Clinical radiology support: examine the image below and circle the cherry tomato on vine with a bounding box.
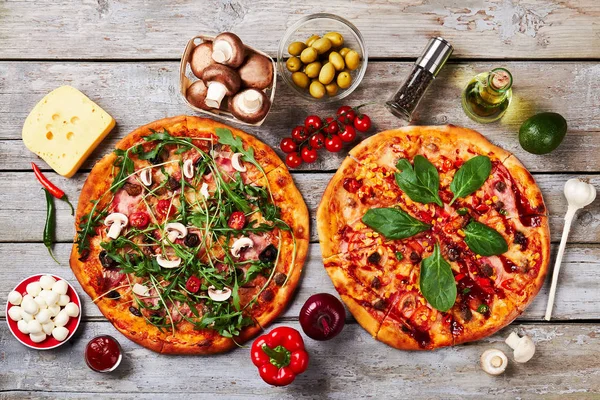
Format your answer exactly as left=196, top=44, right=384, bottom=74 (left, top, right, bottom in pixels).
left=227, top=211, right=246, bottom=230
left=286, top=152, right=303, bottom=168
left=304, top=115, right=323, bottom=134
left=336, top=106, right=356, bottom=124
left=291, top=126, right=308, bottom=143
left=354, top=114, right=372, bottom=132
left=324, top=117, right=339, bottom=135
left=280, top=137, right=297, bottom=153
left=301, top=147, right=318, bottom=164
left=130, top=212, right=150, bottom=229
left=339, top=125, right=356, bottom=143
left=185, top=276, right=201, bottom=293
left=324, top=135, right=343, bottom=152
left=309, top=133, right=325, bottom=149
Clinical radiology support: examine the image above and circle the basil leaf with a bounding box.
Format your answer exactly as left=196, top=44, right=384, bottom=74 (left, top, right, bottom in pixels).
left=419, top=243, right=457, bottom=312
left=449, top=155, right=492, bottom=205
left=464, top=220, right=508, bottom=256
left=395, top=155, right=443, bottom=206
left=361, top=207, right=431, bottom=240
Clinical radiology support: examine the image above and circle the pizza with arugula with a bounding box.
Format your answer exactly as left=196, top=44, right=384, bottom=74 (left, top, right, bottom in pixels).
left=317, top=125, right=550, bottom=350
left=70, top=116, right=309, bottom=354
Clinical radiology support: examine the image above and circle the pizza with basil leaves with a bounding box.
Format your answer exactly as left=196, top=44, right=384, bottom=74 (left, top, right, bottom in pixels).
left=70, top=116, right=309, bottom=354
left=317, top=125, right=549, bottom=350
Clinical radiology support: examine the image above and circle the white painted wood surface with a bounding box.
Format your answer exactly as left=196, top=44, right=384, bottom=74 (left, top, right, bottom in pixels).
left=1, top=0, right=600, bottom=398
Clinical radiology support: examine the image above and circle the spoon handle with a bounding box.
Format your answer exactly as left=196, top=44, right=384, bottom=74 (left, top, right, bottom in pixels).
left=544, top=206, right=578, bottom=321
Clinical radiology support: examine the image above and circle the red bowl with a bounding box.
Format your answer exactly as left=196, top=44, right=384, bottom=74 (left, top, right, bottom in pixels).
left=5, top=274, right=82, bottom=350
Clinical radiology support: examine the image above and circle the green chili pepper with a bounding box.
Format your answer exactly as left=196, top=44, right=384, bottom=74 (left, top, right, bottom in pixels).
left=43, top=188, right=60, bottom=264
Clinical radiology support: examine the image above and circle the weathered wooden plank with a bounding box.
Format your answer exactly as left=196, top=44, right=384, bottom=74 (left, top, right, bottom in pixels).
left=0, top=320, right=599, bottom=399
left=0, top=172, right=598, bottom=244
left=1, top=242, right=599, bottom=321
left=0, top=1, right=599, bottom=60
left=1, top=61, right=599, bottom=172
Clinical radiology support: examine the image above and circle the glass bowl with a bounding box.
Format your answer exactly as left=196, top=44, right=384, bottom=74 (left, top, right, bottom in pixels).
left=277, top=13, right=368, bottom=103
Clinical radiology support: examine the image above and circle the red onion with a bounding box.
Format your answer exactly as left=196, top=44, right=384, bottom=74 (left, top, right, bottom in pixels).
left=299, top=293, right=345, bottom=341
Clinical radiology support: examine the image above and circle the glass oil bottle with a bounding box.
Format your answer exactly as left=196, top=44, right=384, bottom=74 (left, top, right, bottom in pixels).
left=461, top=68, right=513, bottom=123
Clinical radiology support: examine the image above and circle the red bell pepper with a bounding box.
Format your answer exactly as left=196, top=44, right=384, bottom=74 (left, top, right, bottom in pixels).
left=251, top=326, right=309, bottom=386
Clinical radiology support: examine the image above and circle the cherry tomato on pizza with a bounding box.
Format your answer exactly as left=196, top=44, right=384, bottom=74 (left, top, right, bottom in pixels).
left=130, top=212, right=150, bottom=229
left=227, top=211, right=246, bottom=230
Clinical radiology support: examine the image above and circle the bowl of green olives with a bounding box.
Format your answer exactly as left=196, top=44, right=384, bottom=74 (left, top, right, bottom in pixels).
left=277, top=13, right=368, bottom=102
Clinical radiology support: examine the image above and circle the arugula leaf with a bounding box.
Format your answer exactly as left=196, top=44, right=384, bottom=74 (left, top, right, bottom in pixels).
left=362, top=207, right=431, bottom=240
left=215, top=128, right=255, bottom=162
left=419, top=243, right=457, bottom=312
left=449, top=155, right=492, bottom=205
left=395, top=156, right=443, bottom=206
left=112, top=148, right=136, bottom=192
left=463, top=220, right=508, bottom=256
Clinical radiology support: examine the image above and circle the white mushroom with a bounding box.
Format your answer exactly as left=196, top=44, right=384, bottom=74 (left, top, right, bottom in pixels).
left=505, top=331, right=536, bottom=363
left=200, top=182, right=209, bottom=199
left=183, top=159, right=195, bottom=179
left=156, top=254, right=182, bottom=269
left=231, top=153, right=247, bottom=172
left=164, top=222, right=188, bottom=243
left=104, top=213, right=129, bottom=239
left=207, top=286, right=232, bottom=302
left=480, top=349, right=508, bottom=375
left=231, top=237, right=253, bottom=258
left=132, top=283, right=150, bottom=297
left=140, top=168, right=153, bottom=186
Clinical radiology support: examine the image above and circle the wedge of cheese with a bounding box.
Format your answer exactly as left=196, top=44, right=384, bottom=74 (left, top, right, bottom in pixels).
left=22, top=86, right=115, bottom=177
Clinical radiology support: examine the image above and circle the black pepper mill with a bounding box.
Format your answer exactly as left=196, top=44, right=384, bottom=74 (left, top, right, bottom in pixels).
left=385, top=37, right=453, bottom=122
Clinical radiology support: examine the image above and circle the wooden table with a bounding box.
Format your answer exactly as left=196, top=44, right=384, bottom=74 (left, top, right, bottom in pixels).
left=1, top=1, right=599, bottom=398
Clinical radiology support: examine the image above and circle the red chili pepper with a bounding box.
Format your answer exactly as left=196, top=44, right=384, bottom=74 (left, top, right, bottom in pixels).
left=251, top=326, right=309, bottom=386
left=32, top=163, right=74, bottom=215
left=455, top=273, right=465, bottom=281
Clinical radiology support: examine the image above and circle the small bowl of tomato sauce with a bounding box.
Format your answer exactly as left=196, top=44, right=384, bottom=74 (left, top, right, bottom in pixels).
left=85, top=335, right=123, bottom=373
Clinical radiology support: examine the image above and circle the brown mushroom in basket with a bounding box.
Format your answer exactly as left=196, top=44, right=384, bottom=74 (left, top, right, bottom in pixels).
left=202, top=64, right=241, bottom=109
left=238, top=52, right=274, bottom=90
left=211, top=32, right=245, bottom=68
left=186, top=80, right=212, bottom=110
left=228, top=89, right=271, bottom=124
left=189, top=42, right=215, bottom=79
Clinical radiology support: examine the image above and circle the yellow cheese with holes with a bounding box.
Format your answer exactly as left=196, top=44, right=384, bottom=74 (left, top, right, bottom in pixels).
left=22, top=86, right=115, bottom=177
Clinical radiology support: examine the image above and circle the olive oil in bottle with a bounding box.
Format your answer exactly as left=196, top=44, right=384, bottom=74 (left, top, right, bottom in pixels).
left=461, top=68, right=513, bottom=123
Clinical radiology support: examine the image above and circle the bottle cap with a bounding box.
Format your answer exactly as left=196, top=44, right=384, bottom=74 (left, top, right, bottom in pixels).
left=416, top=37, right=453, bottom=77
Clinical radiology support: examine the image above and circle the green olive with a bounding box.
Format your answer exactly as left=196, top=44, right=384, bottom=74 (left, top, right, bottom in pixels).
left=300, top=47, right=318, bottom=64
left=324, top=32, right=344, bottom=47
left=291, top=72, right=310, bottom=89
left=306, top=35, right=320, bottom=46
left=345, top=50, right=360, bottom=71
left=309, top=81, right=326, bottom=99
left=337, top=71, right=352, bottom=89
left=305, top=61, right=322, bottom=78
left=339, top=47, right=351, bottom=58
left=318, top=63, right=335, bottom=85
left=286, top=56, right=302, bottom=72
left=288, top=41, right=307, bottom=56
left=325, top=82, right=339, bottom=96
left=329, top=52, right=345, bottom=72
left=311, top=37, right=332, bottom=55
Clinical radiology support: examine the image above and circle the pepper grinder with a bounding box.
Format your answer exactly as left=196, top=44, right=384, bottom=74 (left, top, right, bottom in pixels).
left=386, top=37, right=453, bottom=122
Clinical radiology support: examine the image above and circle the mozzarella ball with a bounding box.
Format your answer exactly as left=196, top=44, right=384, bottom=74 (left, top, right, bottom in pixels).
left=47, top=304, right=60, bottom=317
left=64, top=302, right=80, bottom=318
left=52, top=326, right=69, bottom=342
left=34, top=296, right=48, bottom=310
left=27, top=319, right=42, bottom=334
left=39, top=289, right=52, bottom=299
left=17, top=319, right=30, bottom=334
left=44, top=291, right=59, bottom=307
left=57, top=294, right=70, bottom=307
left=39, top=275, right=56, bottom=290
left=30, top=332, right=47, bottom=343
left=26, top=281, right=42, bottom=297
left=53, top=310, right=70, bottom=327
left=52, top=280, right=69, bottom=295
left=8, top=306, right=23, bottom=321
left=20, top=310, right=33, bottom=322
left=8, top=291, right=22, bottom=306
left=21, top=297, right=39, bottom=315
left=36, top=309, right=52, bottom=324
left=42, top=321, right=55, bottom=335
